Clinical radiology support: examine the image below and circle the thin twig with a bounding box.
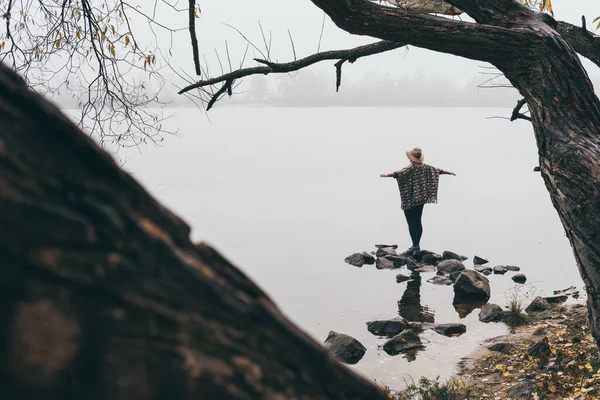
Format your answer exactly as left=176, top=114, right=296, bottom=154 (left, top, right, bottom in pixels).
left=287, top=29, right=297, bottom=61
left=317, top=12, right=326, bottom=53
left=188, top=0, right=201, bottom=75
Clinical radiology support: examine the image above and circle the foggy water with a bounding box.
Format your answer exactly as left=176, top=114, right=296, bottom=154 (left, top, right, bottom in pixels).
left=118, top=106, right=582, bottom=386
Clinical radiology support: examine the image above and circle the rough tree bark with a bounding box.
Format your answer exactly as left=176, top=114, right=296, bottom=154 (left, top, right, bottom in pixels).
left=0, top=63, right=387, bottom=399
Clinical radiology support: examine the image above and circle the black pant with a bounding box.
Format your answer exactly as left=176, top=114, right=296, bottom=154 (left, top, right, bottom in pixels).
left=403, top=204, right=424, bottom=247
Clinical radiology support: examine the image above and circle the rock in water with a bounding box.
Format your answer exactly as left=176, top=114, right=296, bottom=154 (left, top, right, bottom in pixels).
left=442, top=250, right=461, bottom=261
left=479, top=304, right=504, bottom=322
left=382, top=331, right=424, bottom=355
left=449, top=270, right=462, bottom=283
left=413, top=249, right=435, bottom=262
left=396, top=273, right=411, bottom=283
left=344, top=253, right=365, bottom=267
left=421, top=253, right=442, bottom=265
left=437, top=259, right=465, bottom=274
left=453, top=270, right=491, bottom=300
left=493, top=265, right=507, bottom=275
left=323, top=331, right=366, bottom=364
left=376, top=257, right=395, bottom=270
left=544, top=295, right=568, bottom=304
left=505, top=265, right=520, bottom=271
left=427, top=276, right=453, bottom=286
left=473, top=255, right=489, bottom=265
left=525, top=297, right=551, bottom=313
left=361, top=252, right=376, bottom=265
left=385, top=255, right=410, bottom=268
left=366, top=318, right=406, bottom=338
left=433, top=323, right=467, bottom=337
left=375, top=244, right=398, bottom=249
left=376, top=246, right=397, bottom=257
left=474, top=265, right=492, bottom=274
left=512, top=274, right=527, bottom=284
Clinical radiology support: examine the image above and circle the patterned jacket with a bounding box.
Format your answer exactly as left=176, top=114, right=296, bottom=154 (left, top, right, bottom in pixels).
left=393, top=164, right=443, bottom=210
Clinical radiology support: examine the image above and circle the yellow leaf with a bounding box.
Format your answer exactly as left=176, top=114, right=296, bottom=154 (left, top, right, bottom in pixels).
left=55, top=39, right=61, bottom=48
left=125, top=35, right=130, bottom=46
left=548, top=384, right=557, bottom=393
left=585, top=362, right=593, bottom=371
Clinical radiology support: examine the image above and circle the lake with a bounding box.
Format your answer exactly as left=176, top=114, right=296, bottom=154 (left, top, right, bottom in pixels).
left=117, top=106, right=582, bottom=386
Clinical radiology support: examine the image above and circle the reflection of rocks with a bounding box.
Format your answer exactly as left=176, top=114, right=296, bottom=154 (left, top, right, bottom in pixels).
left=323, top=331, right=366, bottom=364
left=525, top=297, right=551, bottom=313
left=366, top=318, right=406, bottom=338
left=398, top=272, right=435, bottom=323
left=382, top=330, right=424, bottom=355
left=512, top=274, right=527, bottom=284
left=437, top=259, right=465, bottom=274
left=473, top=255, right=489, bottom=265
left=454, top=270, right=491, bottom=300
left=453, top=297, right=488, bottom=319
left=433, top=323, right=467, bottom=337
left=427, top=276, right=453, bottom=286
left=479, top=304, right=504, bottom=323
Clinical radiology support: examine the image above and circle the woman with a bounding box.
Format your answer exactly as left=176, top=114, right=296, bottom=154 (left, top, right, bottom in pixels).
left=380, top=147, right=455, bottom=253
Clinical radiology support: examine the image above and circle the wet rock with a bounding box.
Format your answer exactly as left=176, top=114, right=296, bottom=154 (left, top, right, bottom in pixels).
left=416, top=265, right=435, bottom=273
left=505, top=265, right=520, bottom=271
left=376, top=257, right=396, bottom=270
left=528, top=337, right=551, bottom=359
left=382, top=330, right=424, bottom=355
left=544, top=294, right=568, bottom=304
left=452, top=297, right=488, bottom=319
left=362, top=252, right=376, bottom=265
left=473, top=255, right=489, bottom=265
left=512, top=274, right=527, bottom=284
left=413, top=249, right=435, bottom=262
left=421, top=253, right=442, bottom=265
left=453, top=270, right=491, bottom=300
left=479, top=304, right=504, bottom=323
left=437, top=259, right=465, bottom=274
left=449, top=270, right=462, bottom=283
left=433, top=323, right=467, bottom=337
left=506, top=379, right=536, bottom=399
left=525, top=296, right=551, bottom=313
left=493, top=265, right=507, bottom=275
left=427, top=276, right=453, bottom=286
left=442, top=250, right=462, bottom=261
left=396, top=273, right=411, bottom=283
left=375, top=244, right=398, bottom=249
left=366, top=318, right=406, bottom=338
left=376, top=246, right=397, bottom=257
left=344, top=253, right=366, bottom=267
left=385, top=255, right=410, bottom=268
left=488, top=342, right=513, bottom=354
left=460, top=255, right=469, bottom=261
left=323, top=331, right=366, bottom=364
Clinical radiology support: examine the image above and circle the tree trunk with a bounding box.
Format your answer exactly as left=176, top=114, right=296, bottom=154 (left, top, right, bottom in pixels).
left=0, top=63, right=386, bottom=399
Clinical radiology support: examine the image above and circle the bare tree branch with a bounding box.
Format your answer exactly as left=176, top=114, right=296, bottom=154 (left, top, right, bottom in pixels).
left=188, top=0, right=201, bottom=76
left=510, top=98, right=532, bottom=122
left=556, top=20, right=600, bottom=69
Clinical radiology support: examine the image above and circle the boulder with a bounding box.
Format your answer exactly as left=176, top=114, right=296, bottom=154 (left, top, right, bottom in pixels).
left=366, top=318, right=406, bottom=338
left=473, top=255, right=489, bottom=265
left=344, top=253, right=365, bottom=267
left=479, top=304, right=504, bottom=323
left=449, top=270, right=462, bottom=283
left=488, top=342, right=513, bottom=354
left=442, top=250, right=462, bottom=261
left=376, top=257, right=396, bottom=270
left=433, top=323, right=467, bottom=337
left=512, top=274, right=527, bottom=284
left=427, top=276, right=453, bottom=286
left=453, top=297, right=488, bottom=319
left=413, top=249, right=435, bottom=262
left=506, top=380, right=536, bottom=399
left=361, top=252, right=376, bottom=265
left=505, top=265, right=520, bottom=271
left=375, top=244, right=398, bottom=249
left=323, top=331, right=366, bottom=364
left=396, top=273, right=411, bottom=283
left=382, top=330, right=424, bottom=355
left=376, top=246, right=397, bottom=257
left=421, top=253, right=442, bottom=265
left=544, top=295, right=568, bottom=304
left=437, top=259, right=465, bottom=274
left=453, top=270, right=491, bottom=299
left=525, top=296, right=551, bottom=313
left=493, top=265, right=507, bottom=275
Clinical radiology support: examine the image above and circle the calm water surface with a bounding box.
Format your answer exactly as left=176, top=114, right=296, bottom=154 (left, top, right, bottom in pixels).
left=118, top=107, right=582, bottom=386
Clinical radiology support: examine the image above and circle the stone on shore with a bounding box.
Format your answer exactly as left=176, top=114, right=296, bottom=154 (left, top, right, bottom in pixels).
left=427, top=275, right=453, bottom=286
left=382, top=330, right=424, bottom=355
left=525, top=296, right=551, bottom=313
left=493, top=265, right=507, bottom=275
left=396, top=273, right=411, bottom=283
left=442, top=250, right=462, bottom=261
left=433, top=323, right=467, bottom=337
left=454, top=270, right=491, bottom=300
left=473, top=255, right=489, bottom=265
left=366, top=318, right=406, bottom=338
left=479, top=304, right=504, bottom=323
left=323, top=331, right=366, bottom=364
left=437, top=259, right=466, bottom=274
left=512, top=274, right=527, bottom=284
left=344, top=253, right=366, bottom=267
